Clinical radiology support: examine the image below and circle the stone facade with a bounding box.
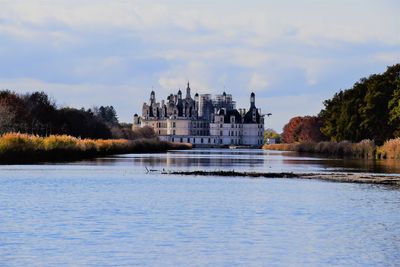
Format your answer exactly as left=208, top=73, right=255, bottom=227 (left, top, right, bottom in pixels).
left=133, top=83, right=265, bottom=147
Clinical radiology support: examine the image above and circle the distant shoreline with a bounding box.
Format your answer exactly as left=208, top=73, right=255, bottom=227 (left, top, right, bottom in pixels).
left=163, top=170, right=400, bottom=186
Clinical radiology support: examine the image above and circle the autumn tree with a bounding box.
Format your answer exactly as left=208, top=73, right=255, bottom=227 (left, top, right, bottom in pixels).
left=282, top=116, right=326, bottom=143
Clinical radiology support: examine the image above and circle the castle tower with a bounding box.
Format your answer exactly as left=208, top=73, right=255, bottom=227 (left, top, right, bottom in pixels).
left=178, top=89, right=182, bottom=100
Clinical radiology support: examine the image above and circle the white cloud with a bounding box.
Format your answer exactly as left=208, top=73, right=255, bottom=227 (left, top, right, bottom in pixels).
left=158, top=61, right=211, bottom=94
left=249, top=73, right=269, bottom=91
left=0, top=0, right=399, bottom=125
left=1, top=0, right=399, bottom=46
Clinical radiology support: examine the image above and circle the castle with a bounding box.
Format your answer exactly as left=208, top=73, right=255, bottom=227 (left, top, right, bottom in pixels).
left=133, top=82, right=265, bottom=147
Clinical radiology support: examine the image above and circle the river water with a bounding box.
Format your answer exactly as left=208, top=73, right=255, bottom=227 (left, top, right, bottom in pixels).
left=0, top=149, right=399, bottom=266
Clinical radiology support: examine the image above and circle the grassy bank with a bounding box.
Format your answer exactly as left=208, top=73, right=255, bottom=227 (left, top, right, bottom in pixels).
left=0, top=133, right=191, bottom=164
left=263, top=139, right=400, bottom=159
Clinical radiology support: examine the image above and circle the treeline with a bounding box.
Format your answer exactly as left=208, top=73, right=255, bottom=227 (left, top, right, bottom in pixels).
left=0, top=90, right=147, bottom=139
left=279, top=64, right=400, bottom=145
left=319, top=64, right=400, bottom=145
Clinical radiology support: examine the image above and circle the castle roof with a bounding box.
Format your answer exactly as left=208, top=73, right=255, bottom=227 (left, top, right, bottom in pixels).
left=243, top=107, right=260, bottom=123
left=218, top=109, right=243, bottom=123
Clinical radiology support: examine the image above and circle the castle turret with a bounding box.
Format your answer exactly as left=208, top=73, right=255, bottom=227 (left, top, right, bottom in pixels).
left=178, top=89, right=182, bottom=100
left=132, top=113, right=140, bottom=130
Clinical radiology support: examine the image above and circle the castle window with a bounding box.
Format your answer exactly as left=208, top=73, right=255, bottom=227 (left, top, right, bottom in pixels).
left=180, top=138, right=183, bottom=142
left=208, top=138, right=211, bottom=143
left=173, top=130, right=175, bottom=135
left=172, top=122, right=176, bottom=127
left=201, top=138, right=203, bottom=144
left=220, top=131, right=223, bottom=136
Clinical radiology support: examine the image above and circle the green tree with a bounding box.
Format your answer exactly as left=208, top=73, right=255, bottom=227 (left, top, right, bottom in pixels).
left=264, top=128, right=280, bottom=143
left=320, top=64, right=400, bottom=145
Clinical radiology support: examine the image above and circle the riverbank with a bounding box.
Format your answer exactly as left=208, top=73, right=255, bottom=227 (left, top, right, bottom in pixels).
left=0, top=133, right=192, bottom=164
left=164, top=170, right=400, bottom=186
left=263, top=138, right=400, bottom=159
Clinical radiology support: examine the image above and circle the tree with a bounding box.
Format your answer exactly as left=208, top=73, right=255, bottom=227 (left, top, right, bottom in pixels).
left=282, top=116, right=326, bottom=143
left=0, top=91, right=27, bottom=133
left=264, top=128, right=280, bottom=143
left=23, top=91, right=58, bottom=135
left=94, top=106, right=119, bottom=124
left=57, top=108, right=112, bottom=139
left=320, top=64, right=400, bottom=144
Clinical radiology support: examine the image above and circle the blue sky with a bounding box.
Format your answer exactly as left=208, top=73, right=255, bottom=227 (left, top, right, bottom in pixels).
left=0, top=0, right=399, bottom=131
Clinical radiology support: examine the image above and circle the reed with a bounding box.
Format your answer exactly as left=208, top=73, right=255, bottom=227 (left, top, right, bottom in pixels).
left=263, top=139, right=376, bottom=158
left=0, top=133, right=192, bottom=164
left=262, top=143, right=297, bottom=151
left=376, top=138, right=400, bottom=159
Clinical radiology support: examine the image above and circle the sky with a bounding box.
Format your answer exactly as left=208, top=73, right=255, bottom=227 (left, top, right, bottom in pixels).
left=0, top=0, right=399, bottom=131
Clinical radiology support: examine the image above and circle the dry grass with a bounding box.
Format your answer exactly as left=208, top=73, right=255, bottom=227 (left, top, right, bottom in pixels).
left=263, top=139, right=376, bottom=158
left=262, top=143, right=297, bottom=151
left=0, top=133, right=192, bottom=164
left=376, top=138, right=400, bottom=159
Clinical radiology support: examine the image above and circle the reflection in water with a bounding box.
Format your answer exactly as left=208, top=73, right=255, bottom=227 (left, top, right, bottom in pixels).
left=91, top=149, right=400, bottom=174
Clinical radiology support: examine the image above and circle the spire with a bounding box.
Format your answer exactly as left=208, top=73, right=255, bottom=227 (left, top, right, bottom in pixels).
left=250, top=92, right=255, bottom=108
left=186, top=81, right=191, bottom=99
left=150, top=90, right=155, bottom=103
